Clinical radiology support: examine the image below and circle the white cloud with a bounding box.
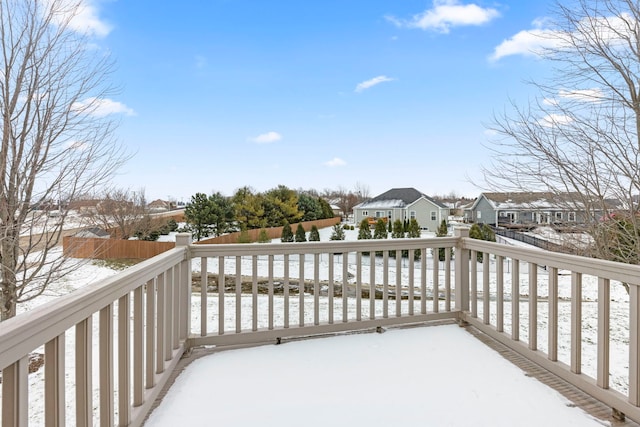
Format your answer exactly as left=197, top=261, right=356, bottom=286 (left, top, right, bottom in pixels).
left=387, top=0, right=500, bottom=34
left=490, top=13, right=637, bottom=62
left=72, top=97, right=135, bottom=117
left=558, top=88, right=603, bottom=102
left=56, top=0, right=112, bottom=37
left=539, top=113, right=573, bottom=127
left=324, top=157, right=347, bottom=167
left=249, top=131, right=282, bottom=144
left=355, top=75, right=395, bottom=93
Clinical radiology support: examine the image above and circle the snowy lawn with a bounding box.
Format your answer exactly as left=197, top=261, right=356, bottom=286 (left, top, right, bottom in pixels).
left=144, top=325, right=604, bottom=427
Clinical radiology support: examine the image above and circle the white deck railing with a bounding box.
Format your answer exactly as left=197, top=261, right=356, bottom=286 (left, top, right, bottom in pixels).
left=1, top=229, right=640, bottom=425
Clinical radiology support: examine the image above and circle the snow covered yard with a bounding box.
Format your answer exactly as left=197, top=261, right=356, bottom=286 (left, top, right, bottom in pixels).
left=144, top=325, right=605, bottom=427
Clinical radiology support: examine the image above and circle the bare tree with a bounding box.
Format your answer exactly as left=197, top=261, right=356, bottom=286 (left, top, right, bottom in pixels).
left=88, top=189, right=152, bottom=239
left=484, top=0, right=640, bottom=263
left=0, top=1, right=127, bottom=320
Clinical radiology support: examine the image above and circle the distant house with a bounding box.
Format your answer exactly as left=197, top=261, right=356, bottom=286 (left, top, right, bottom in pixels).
left=73, top=227, right=110, bottom=239
left=148, top=199, right=172, bottom=213
left=465, top=192, right=610, bottom=226
left=353, top=187, right=448, bottom=231
left=68, top=199, right=101, bottom=215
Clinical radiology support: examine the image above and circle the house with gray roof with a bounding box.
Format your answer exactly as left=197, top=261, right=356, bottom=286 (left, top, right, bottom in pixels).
left=353, top=187, right=448, bottom=231
left=465, top=192, right=611, bottom=226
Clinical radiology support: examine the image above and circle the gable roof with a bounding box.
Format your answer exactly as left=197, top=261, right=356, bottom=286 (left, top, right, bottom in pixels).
left=470, top=192, right=611, bottom=211
left=355, top=188, right=447, bottom=210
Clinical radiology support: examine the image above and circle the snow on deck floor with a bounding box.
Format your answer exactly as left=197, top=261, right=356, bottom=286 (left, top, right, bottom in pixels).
left=144, top=325, right=606, bottom=427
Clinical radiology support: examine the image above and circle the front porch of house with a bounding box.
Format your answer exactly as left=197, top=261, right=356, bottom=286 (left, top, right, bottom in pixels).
left=1, top=229, right=640, bottom=426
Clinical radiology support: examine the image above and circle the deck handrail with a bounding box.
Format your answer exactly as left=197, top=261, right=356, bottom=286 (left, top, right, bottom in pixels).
left=1, top=229, right=640, bottom=425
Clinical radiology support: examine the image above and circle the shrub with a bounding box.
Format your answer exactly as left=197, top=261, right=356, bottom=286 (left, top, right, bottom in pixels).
left=281, top=221, right=294, bottom=242
left=330, top=224, right=345, bottom=240
left=357, top=219, right=372, bottom=240
left=373, top=219, right=388, bottom=239
left=237, top=228, right=251, bottom=243
left=392, top=219, right=405, bottom=239
left=257, top=228, right=270, bottom=243
left=309, top=225, right=320, bottom=241
left=295, top=223, right=307, bottom=242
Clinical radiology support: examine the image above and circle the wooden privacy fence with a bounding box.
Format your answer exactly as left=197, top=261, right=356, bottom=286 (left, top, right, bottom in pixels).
left=64, top=217, right=341, bottom=259
left=63, top=236, right=176, bottom=260
left=196, top=217, right=341, bottom=244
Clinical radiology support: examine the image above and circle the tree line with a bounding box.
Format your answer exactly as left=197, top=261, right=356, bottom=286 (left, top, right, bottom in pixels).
left=184, top=185, right=335, bottom=241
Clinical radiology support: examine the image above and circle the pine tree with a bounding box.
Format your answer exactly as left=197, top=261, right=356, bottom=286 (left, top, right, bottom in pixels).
left=388, top=220, right=393, bottom=233
left=406, top=219, right=421, bottom=238
left=357, top=219, right=372, bottom=240
left=481, top=224, right=496, bottom=242
left=436, top=219, right=449, bottom=261
left=392, top=219, right=405, bottom=238
left=257, top=228, right=270, bottom=243
left=309, top=225, right=320, bottom=241
left=281, top=221, right=294, bottom=242
left=405, top=218, right=422, bottom=259
left=295, top=223, right=307, bottom=242
left=436, top=219, right=448, bottom=237
left=330, top=224, right=346, bottom=240
left=469, top=223, right=484, bottom=262
left=237, top=227, right=251, bottom=243
left=373, top=219, right=388, bottom=239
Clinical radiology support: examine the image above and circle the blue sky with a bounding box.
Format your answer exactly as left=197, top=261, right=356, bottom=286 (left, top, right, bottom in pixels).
left=76, top=0, right=558, bottom=202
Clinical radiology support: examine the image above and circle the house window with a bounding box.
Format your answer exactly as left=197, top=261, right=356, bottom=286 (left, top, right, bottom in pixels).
left=555, top=212, right=563, bottom=220
left=388, top=211, right=392, bottom=218
left=375, top=211, right=383, bottom=218
left=362, top=211, right=368, bottom=216
left=410, top=211, right=416, bottom=219
left=568, top=212, right=576, bottom=222
left=431, top=211, right=437, bottom=221
left=477, top=211, right=482, bottom=219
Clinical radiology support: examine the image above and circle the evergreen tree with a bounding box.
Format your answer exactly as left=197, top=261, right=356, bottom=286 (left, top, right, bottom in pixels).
left=184, top=192, right=215, bottom=241
left=392, top=219, right=405, bottom=238
left=237, top=227, right=251, bottom=243
left=295, top=223, right=307, bottom=242
left=436, top=219, right=448, bottom=237
left=436, top=219, right=449, bottom=262
left=357, top=219, right=372, bottom=240
left=257, top=228, right=270, bottom=243
left=373, top=219, right=388, bottom=239
left=263, top=185, right=302, bottom=227
left=388, top=220, right=393, bottom=233
left=330, top=224, right=345, bottom=241
left=481, top=224, right=496, bottom=242
left=309, top=225, right=321, bottom=241
left=297, top=193, right=323, bottom=221
left=281, top=221, right=294, bottom=242
left=406, top=219, right=421, bottom=238
left=406, top=218, right=422, bottom=259
left=232, top=186, right=266, bottom=230
left=318, top=198, right=335, bottom=219
left=469, top=223, right=484, bottom=262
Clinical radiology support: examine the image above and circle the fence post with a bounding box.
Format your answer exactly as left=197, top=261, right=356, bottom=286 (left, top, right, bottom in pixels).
left=175, top=233, right=192, bottom=344
left=454, top=228, right=470, bottom=316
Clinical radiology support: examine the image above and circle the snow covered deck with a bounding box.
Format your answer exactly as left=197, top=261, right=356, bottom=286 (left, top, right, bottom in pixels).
left=145, top=324, right=611, bottom=427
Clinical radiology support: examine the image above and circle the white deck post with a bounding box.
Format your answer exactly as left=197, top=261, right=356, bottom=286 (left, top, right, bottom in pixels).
left=454, top=228, right=470, bottom=313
